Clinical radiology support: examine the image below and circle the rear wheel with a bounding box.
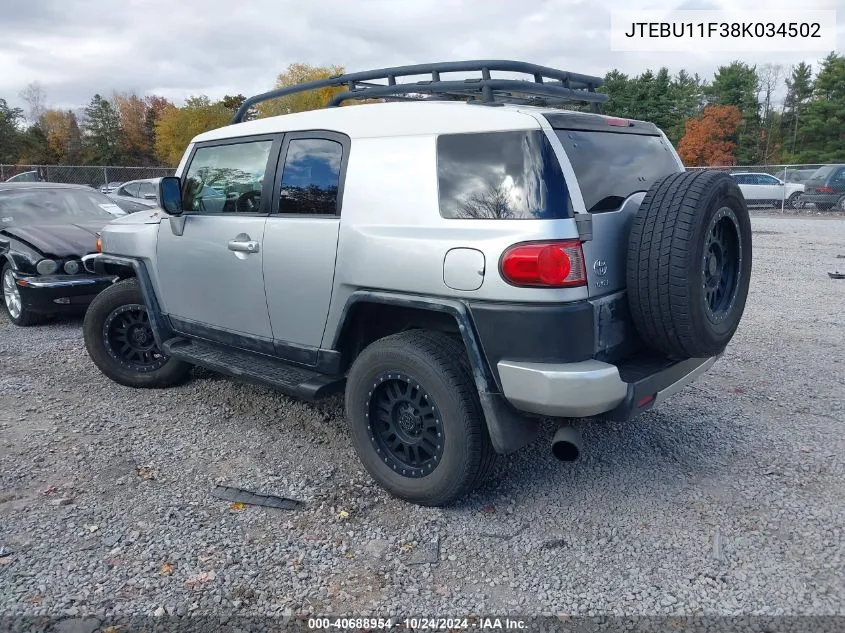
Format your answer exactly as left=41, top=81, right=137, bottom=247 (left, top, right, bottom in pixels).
left=627, top=170, right=752, bottom=359
left=345, top=330, right=496, bottom=506
left=83, top=278, right=191, bottom=388
left=837, top=195, right=845, bottom=211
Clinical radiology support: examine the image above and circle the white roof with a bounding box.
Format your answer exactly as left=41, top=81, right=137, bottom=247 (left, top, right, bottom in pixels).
left=192, top=101, right=554, bottom=143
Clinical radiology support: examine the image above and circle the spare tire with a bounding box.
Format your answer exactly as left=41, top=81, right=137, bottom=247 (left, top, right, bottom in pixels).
left=627, top=170, right=752, bottom=358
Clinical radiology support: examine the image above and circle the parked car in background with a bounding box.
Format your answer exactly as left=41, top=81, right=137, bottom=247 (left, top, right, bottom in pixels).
left=5, top=170, right=41, bottom=183
left=730, top=172, right=804, bottom=209
left=776, top=168, right=818, bottom=185
left=0, top=183, right=119, bottom=325
left=797, top=164, right=845, bottom=211
left=100, top=181, right=124, bottom=194
left=108, top=178, right=161, bottom=212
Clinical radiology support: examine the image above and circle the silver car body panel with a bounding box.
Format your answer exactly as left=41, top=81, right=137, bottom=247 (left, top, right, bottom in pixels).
left=155, top=215, right=273, bottom=339
left=497, top=359, right=628, bottom=417
left=263, top=216, right=341, bottom=347
left=94, top=100, right=717, bottom=420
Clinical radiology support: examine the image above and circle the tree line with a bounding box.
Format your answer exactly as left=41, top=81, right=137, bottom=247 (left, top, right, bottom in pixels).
left=0, top=55, right=842, bottom=169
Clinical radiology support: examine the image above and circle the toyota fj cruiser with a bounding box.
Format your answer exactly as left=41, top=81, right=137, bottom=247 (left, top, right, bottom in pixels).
left=82, top=61, right=752, bottom=506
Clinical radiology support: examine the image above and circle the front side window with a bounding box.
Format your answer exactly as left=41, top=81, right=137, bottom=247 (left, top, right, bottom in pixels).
left=182, top=140, right=273, bottom=214
left=278, top=139, right=343, bottom=215
left=437, top=131, right=572, bottom=219
left=757, top=175, right=779, bottom=185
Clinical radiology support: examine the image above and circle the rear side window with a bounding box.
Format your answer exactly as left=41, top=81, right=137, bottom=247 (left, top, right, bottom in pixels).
left=555, top=130, right=680, bottom=212
left=278, top=138, right=343, bottom=215
left=437, top=131, right=573, bottom=219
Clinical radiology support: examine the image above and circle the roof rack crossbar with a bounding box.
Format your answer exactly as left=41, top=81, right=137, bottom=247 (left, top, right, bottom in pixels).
left=232, top=60, right=606, bottom=123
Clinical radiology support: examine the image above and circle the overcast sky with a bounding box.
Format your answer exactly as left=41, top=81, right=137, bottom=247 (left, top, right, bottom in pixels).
left=1, top=0, right=841, bottom=117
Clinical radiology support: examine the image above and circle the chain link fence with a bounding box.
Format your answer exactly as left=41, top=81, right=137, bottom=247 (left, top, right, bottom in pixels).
left=0, top=164, right=176, bottom=190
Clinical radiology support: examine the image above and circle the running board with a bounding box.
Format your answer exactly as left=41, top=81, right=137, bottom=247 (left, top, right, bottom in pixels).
left=162, top=337, right=345, bottom=401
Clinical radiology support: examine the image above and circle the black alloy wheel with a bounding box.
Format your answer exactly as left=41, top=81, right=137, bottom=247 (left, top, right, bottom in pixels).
left=103, top=304, right=167, bottom=372
left=367, top=372, right=445, bottom=479
left=702, top=207, right=743, bottom=325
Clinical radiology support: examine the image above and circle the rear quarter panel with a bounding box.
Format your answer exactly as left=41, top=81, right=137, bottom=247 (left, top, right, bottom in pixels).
left=321, top=133, right=587, bottom=348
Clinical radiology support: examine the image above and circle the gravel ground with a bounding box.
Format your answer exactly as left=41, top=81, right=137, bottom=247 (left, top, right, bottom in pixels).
left=0, top=215, right=843, bottom=624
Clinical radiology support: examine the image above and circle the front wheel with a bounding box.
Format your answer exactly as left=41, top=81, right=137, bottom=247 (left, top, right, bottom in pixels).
left=786, top=192, right=801, bottom=210
left=83, top=278, right=191, bottom=388
left=345, top=330, right=497, bottom=506
left=1, top=264, right=43, bottom=326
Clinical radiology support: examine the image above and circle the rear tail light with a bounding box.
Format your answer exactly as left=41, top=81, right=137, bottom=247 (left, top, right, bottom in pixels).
left=500, top=240, right=586, bottom=287
left=607, top=117, right=632, bottom=127
left=816, top=186, right=834, bottom=193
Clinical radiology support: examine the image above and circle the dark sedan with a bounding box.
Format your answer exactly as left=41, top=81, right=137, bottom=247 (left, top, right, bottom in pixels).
left=0, top=183, right=118, bottom=326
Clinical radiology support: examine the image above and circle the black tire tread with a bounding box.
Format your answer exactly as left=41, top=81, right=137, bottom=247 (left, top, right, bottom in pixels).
left=627, top=170, right=749, bottom=358
left=345, top=329, right=496, bottom=506
left=83, top=278, right=191, bottom=389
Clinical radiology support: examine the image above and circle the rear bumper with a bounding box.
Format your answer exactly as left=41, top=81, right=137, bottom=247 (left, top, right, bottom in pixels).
left=13, top=273, right=116, bottom=313
left=798, top=193, right=839, bottom=205
left=498, top=355, right=718, bottom=420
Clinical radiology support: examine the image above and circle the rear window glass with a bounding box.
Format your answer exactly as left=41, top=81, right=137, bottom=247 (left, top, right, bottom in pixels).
left=437, top=130, right=573, bottom=219
left=555, top=130, right=680, bottom=212
left=809, top=165, right=836, bottom=180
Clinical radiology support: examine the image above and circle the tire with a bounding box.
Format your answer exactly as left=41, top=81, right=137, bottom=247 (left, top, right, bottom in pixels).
left=627, top=170, right=752, bottom=359
left=83, top=278, right=191, bottom=388
left=1, top=263, right=44, bottom=326
left=817, top=203, right=833, bottom=211
left=786, top=192, right=801, bottom=210
left=837, top=196, right=845, bottom=212
left=345, top=330, right=497, bottom=506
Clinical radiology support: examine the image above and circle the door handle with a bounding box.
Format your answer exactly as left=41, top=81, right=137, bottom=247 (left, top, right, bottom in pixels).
left=227, top=240, right=260, bottom=253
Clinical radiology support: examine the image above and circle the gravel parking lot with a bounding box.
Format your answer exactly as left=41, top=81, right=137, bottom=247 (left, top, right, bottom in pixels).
left=1, top=216, right=843, bottom=623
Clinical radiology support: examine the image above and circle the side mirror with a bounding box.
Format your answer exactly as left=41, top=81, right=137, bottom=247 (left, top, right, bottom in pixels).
left=159, top=177, right=183, bottom=215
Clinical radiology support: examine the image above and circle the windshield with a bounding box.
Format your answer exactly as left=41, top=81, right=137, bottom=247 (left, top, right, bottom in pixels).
left=555, top=130, right=680, bottom=212
left=0, top=188, right=118, bottom=227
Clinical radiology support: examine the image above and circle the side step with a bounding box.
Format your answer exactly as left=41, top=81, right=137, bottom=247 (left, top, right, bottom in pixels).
left=162, top=337, right=345, bottom=401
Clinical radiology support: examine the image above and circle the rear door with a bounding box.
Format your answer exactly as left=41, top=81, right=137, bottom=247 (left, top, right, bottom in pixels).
left=545, top=113, right=682, bottom=297
left=263, top=132, right=348, bottom=360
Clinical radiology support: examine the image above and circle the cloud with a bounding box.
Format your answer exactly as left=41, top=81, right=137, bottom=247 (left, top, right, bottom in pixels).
left=1, top=0, right=842, bottom=115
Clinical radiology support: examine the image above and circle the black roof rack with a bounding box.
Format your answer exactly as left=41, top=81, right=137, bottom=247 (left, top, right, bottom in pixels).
left=232, top=60, right=607, bottom=124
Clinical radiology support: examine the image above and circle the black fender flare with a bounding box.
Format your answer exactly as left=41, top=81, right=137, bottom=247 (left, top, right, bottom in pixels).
left=83, top=254, right=174, bottom=348
left=333, top=291, right=540, bottom=454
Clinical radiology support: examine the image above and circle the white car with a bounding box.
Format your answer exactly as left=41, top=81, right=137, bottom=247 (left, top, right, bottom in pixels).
left=730, top=172, right=804, bottom=209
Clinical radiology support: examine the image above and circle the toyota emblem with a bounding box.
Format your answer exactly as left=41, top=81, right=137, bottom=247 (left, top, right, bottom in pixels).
left=593, top=259, right=608, bottom=276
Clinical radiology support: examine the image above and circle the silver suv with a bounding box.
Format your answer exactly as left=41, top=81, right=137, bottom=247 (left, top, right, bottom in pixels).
left=81, top=61, right=752, bottom=506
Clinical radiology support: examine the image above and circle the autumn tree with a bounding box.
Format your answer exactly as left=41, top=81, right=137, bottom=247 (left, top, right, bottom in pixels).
left=257, top=63, right=344, bottom=118
left=677, top=105, right=742, bottom=166
left=706, top=62, right=760, bottom=163
left=40, top=109, right=83, bottom=163
left=154, top=96, right=231, bottom=166
left=114, top=92, right=152, bottom=164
